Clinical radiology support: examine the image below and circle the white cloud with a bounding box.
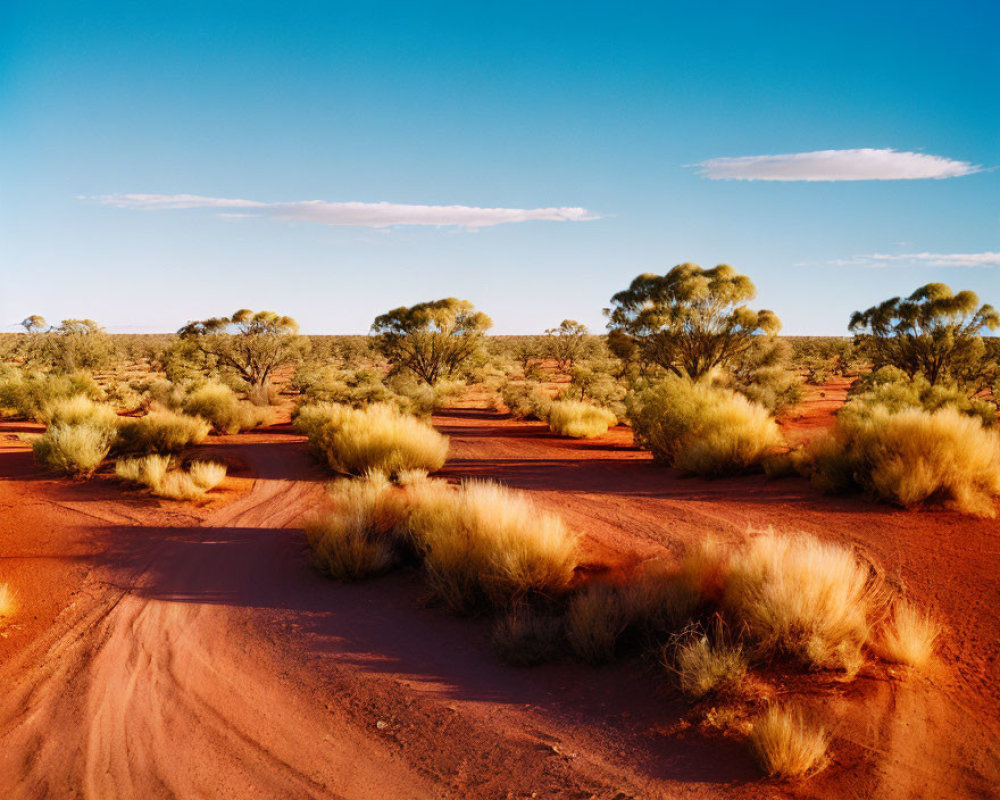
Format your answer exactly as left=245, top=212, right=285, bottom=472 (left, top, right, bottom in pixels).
left=693, top=148, right=981, bottom=181
left=818, top=252, right=1000, bottom=268
left=84, top=193, right=598, bottom=228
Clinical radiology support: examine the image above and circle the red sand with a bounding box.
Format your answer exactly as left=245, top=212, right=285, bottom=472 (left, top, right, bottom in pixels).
left=0, top=386, right=997, bottom=798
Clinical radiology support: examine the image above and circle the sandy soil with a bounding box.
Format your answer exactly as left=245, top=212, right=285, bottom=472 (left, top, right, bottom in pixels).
left=0, top=385, right=997, bottom=799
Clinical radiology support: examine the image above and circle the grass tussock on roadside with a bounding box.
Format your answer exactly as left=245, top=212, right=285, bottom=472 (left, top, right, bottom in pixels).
left=668, top=625, right=749, bottom=699
left=295, top=402, right=448, bottom=479
left=115, top=410, right=210, bottom=454
left=547, top=400, right=617, bottom=439
left=798, top=405, right=1000, bottom=517
left=33, top=422, right=115, bottom=476
left=629, top=377, right=782, bottom=477
left=0, top=582, right=18, bottom=623
left=116, top=455, right=227, bottom=500
left=182, top=382, right=269, bottom=433
left=303, top=476, right=408, bottom=580
left=750, top=704, right=830, bottom=778
left=879, top=600, right=941, bottom=669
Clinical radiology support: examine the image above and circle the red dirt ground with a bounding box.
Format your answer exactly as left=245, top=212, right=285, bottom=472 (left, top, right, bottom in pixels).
left=0, top=385, right=997, bottom=799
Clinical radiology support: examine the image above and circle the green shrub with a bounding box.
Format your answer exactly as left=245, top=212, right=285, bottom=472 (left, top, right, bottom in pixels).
left=628, top=377, right=782, bottom=476
left=847, top=366, right=995, bottom=427
left=114, top=410, right=210, bottom=454
left=296, top=402, right=448, bottom=478
left=0, top=370, right=102, bottom=420
left=547, top=400, right=617, bottom=438
left=799, top=405, right=1000, bottom=516
left=500, top=380, right=553, bottom=420
left=182, top=382, right=267, bottom=433
left=33, top=423, right=114, bottom=476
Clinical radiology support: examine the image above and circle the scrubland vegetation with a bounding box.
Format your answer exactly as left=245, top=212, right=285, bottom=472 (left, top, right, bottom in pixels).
left=750, top=704, right=830, bottom=778
left=116, top=455, right=227, bottom=499
left=547, top=400, right=617, bottom=438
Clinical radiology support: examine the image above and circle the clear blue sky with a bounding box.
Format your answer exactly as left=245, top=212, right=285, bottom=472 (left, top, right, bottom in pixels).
left=2, top=1, right=997, bottom=334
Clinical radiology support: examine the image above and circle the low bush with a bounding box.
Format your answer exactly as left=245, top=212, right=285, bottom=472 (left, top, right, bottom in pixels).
left=407, top=480, right=578, bottom=612
left=0, top=370, right=102, bottom=420
left=38, top=396, right=118, bottom=429
left=499, top=381, right=553, bottom=420
left=723, top=532, right=874, bottom=674
left=116, top=454, right=227, bottom=500
left=33, top=422, right=114, bottom=476
left=628, top=377, right=783, bottom=476
left=879, top=600, right=940, bottom=668
left=669, top=627, right=748, bottom=699
left=492, top=604, right=565, bottom=666
left=799, top=406, right=1000, bottom=516
left=303, top=476, right=409, bottom=581
left=115, top=410, right=210, bottom=454
left=182, top=382, right=267, bottom=434
left=296, top=402, right=449, bottom=479
left=847, top=366, right=996, bottom=427
left=547, top=400, right=617, bottom=439
left=565, top=583, right=631, bottom=663
left=750, top=704, right=829, bottom=778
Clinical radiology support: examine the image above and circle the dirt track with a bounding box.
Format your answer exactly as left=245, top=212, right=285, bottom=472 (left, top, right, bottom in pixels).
left=0, top=398, right=998, bottom=798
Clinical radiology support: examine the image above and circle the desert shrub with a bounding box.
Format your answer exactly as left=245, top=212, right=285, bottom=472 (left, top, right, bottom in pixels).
left=628, top=377, right=782, bottom=476
left=879, top=600, right=940, bottom=668
left=188, top=460, right=227, bottom=490
left=547, top=400, right=617, bottom=439
left=116, top=454, right=226, bottom=500
left=750, top=704, right=830, bottom=778
left=297, top=402, right=448, bottom=478
left=499, top=381, right=553, bottom=420
left=846, top=367, right=996, bottom=427
left=116, top=454, right=171, bottom=487
left=303, top=476, right=409, bottom=580
left=625, top=558, right=703, bottom=635
left=800, top=406, right=1000, bottom=516
left=723, top=532, right=874, bottom=674
left=565, top=583, right=632, bottom=663
left=407, top=480, right=578, bottom=612
left=33, top=423, right=115, bottom=476
left=669, top=627, right=748, bottom=698
left=182, top=382, right=267, bottom=433
left=0, top=371, right=102, bottom=420
left=114, top=410, right=210, bottom=454
left=723, top=337, right=804, bottom=413
left=492, top=604, right=566, bottom=666
left=38, top=396, right=118, bottom=429
left=565, top=364, right=628, bottom=419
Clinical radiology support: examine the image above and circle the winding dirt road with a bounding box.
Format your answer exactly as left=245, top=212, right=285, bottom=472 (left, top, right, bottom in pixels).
left=0, top=397, right=998, bottom=798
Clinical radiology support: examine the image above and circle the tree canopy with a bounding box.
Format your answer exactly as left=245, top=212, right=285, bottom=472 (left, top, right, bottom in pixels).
left=849, top=283, right=999, bottom=387
left=606, top=263, right=781, bottom=379
left=177, top=309, right=303, bottom=389
left=544, top=319, right=591, bottom=373
left=371, top=298, right=492, bottom=385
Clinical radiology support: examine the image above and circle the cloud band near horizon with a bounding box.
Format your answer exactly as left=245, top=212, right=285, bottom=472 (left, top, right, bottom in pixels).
left=83, top=193, right=598, bottom=228
left=694, top=148, right=981, bottom=181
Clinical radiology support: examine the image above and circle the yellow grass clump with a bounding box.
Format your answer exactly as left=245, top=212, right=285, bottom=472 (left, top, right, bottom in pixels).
left=33, top=422, right=115, bottom=476
left=0, top=582, right=18, bottom=623
left=115, top=410, right=210, bottom=454
left=750, top=704, right=830, bottom=778
left=547, top=400, right=617, bottom=439
left=182, top=382, right=267, bottom=434
left=303, top=476, right=409, bottom=581
left=188, top=460, right=228, bottom=490
left=723, top=531, right=874, bottom=674
left=669, top=628, right=748, bottom=698
left=803, top=405, right=1000, bottom=517
left=39, top=395, right=118, bottom=429
left=565, top=583, right=631, bottom=663
left=629, top=377, right=782, bottom=477
left=116, top=455, right=227, bottom=500
left=407, top=480, right=578, bottom=612
left=879, top=600, right=940, bottom=669
left=298, top=402, right=449, bottom=479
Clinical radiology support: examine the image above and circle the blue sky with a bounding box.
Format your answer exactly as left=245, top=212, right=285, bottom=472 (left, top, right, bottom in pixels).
left=2, top=1, right=997, bottom=334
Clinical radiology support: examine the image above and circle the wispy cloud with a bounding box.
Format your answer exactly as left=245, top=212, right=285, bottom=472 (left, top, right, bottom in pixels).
left=83, top=193, right=598, bottom=228
left=693, top=148, right=981, bottom=181
left=821, top=252, right=1000, bottom=268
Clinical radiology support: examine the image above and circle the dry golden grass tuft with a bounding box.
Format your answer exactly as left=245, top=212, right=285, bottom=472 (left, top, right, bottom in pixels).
left=33, top=422, right=115, bottom=476
left=115, top=410, right=210, bottom=454
left=802, top=405, right=1000, bottom=517
left=297, top=402, right=448, bottom=479
left=0, top=582, right=18, bottom=623
left=629, top=378, right=782, bottom=476
left=750, top=704, right=830, bottom=778
left=182, top=382, right=268, bottom=434
left=115, top=455, right=227, bottom=500
left=723, top=531, right=875, bottom=674
left=303, top=476, right=409, bottom=581
left=565, top=583, right=631, bottom=663
left=879, top=600, right=940, bottom=669
left=407, top=480, right=578, bottom=612
left=39, top=395, right=118, bottom=429
left=491, top=604, right=565, bottom=666
left=547, top=400, right=617, bottom=439
left=668, top=626, right=748, bottom=699
left=188, top=460, right=228, bottom=490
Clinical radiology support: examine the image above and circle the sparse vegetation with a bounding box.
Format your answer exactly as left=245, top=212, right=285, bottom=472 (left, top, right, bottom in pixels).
left=669, top=627, right=748, bottom=699
left=296, top=402, right=448, bottom=478
left=407, top=480, right=578, bottom=612
left=116, top=454, right=227, bottom=500
left=547, top=400, right=617, bottom=438
left=115, top=410, right=210, bottom=454
left=799, top=405, right=1000, bottom=516
left=879, top=600, right=940, bottom=668
left=33, top=422, right=115, bottom=476
left=750, top=704, right=830, bottom=778
left=629, top=377, right=782, bottom=476
left=565, top=583, right=631, bottom=662
left=182, top=382, right=268, bottom=433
